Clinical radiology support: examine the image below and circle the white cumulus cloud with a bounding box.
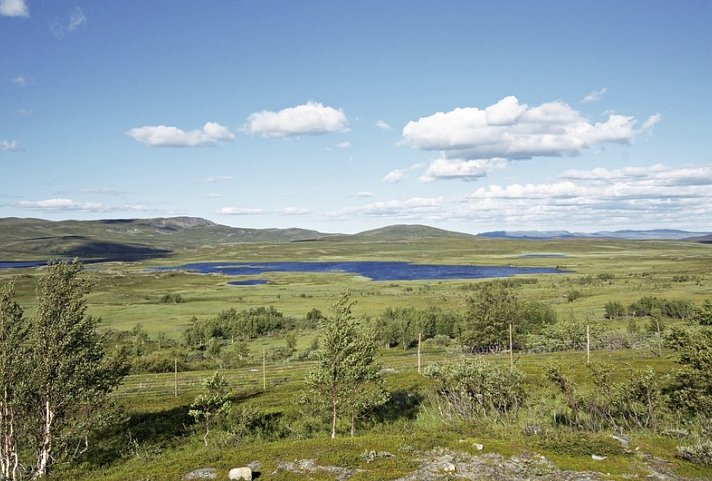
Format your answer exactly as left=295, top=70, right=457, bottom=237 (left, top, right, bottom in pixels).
left=402, top=96, right=644, bottom=160
left=0, top=140, right=18, bottom=151
left=561, top=163, right=712, bottom=187
left=382, top=169, right=406, bottom=183
left=324, top=164, right=712, bottom=231
left=462, top=163, right=712, bottom=228
left=246, top=101, right=347, bottom=138
left=375, top=120, right=391, bottom=130
left=337, top=141, right=351, bottom=149
left=127, top=122, right=235, bottom=147
left=419, top=158, right=506, bottom=182
left=0, top=0, right=28, bottom=17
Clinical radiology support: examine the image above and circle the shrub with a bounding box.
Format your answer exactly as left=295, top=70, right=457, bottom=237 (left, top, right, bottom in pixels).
left=565, top=289, right=582, bottom=302
left=130, top=350, right=187, bottom=374
left=694, top=299, right=712, bottom=326
left=158, top=293, right=184, bottom=304
left=423, top=358, right=526, bottom=422
left=461, top=282, right=554, bottom=351
left=546, top=362, right=663, bottom=431
left=605, top=301, right=626, bottom=319
left=183, top=306, right=295, bottom=346
left=220, top=406, right=287, bottom=444
left=665, top=326, right=712, bottom=417
left=629, top=296, right=693, bottom=319
left=265, top=345, right=294, bottom=362
left=677, top=441, right=712, bottom=466
left=540, top=317, right=604, bottom=352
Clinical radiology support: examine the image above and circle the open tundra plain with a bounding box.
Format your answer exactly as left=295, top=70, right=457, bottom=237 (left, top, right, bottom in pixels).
left=1, top=219, right=712, bottom=480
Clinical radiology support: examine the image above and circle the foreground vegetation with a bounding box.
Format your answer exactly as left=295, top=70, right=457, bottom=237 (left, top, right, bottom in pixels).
left=1, top=235, right=711, bottom=480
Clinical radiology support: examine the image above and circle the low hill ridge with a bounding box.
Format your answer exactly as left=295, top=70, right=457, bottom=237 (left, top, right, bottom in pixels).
left=478, top=229, right=711, bottom=240
left=352, top=224, right=475, bottom=241
left=0, top=217, right=329, bottom=260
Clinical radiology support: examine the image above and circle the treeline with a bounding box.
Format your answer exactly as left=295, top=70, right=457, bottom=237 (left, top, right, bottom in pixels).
left=605, top=296, right=699, bottom=320
left=110, top=281, right=712, bottom=374
left=183, top=306, right=296, bottom=346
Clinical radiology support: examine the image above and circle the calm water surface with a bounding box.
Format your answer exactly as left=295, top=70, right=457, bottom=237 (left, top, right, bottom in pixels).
left=160, top=261, right=562, bottom=282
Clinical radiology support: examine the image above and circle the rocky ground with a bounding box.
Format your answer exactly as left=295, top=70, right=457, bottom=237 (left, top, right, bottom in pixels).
left=185, top=445, right=702, bottom=481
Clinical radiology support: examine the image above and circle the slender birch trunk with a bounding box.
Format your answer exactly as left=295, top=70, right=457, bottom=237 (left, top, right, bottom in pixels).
left=331, top=397, right=337, bottom=439
left=33, top=401, right=54, bottom=479
left=1, top=402, right=21, bottom=481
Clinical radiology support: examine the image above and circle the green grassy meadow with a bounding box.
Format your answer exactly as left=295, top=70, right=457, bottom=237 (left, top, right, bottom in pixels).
left=2, top=235, right=712, bottom=480
left=5, top=236, right=710, bottom=336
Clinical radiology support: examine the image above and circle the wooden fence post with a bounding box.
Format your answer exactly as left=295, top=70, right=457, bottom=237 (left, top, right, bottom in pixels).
left=509, top=323, right=514, bottom=370
left=262, top=346, right=267, bottom=391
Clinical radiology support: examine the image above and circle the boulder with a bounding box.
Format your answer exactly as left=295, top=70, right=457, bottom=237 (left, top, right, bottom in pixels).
left=228, top=467, right=252, bottom=480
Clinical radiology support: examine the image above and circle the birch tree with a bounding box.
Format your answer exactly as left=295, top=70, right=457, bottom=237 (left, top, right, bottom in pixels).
left=189, top=372, right=231, bottom=446
left=27, top=261, right=126, bottom=478
left=0, top=281, right=28, bottom=481
left=343, top=325, right=388, bottom=436
left=305, top=292, right=386, bottom=439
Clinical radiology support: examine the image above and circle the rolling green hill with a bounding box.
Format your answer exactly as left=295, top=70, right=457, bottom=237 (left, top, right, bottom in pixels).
left=0, top=218, right=480, bottom=261
left=0, top=217, right=331, bottom=260
left=346, top=224, right=476, bottom=241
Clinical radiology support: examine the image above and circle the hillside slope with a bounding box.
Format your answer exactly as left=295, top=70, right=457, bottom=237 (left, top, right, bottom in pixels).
left=0, top=217, right=330, bottom=260
left=343, top=224, right=475, bottom=242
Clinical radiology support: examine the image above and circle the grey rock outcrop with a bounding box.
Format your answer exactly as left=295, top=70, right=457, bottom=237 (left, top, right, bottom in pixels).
left=182, top=467, right=217, bottom=480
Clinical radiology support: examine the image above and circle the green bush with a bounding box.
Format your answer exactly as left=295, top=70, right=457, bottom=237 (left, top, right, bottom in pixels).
left=129, top=349, right=186, bottom=374
left=677, top=441, right=712, bottom=466
left=423, top=358, right=525, bottom=422
left=605, top=301, right=626, bottom=319
left=546, top=362, right=663, bottom=432
left=158, top=293, right=184, bottom=304
left=665, top=326, right=712, bottom=417
left=183, top=306, right=295, bottom=346
left=565, top=289, right=582, bottom=302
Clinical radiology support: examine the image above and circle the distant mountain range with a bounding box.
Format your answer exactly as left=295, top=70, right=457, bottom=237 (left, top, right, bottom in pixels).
left=477, top=229, right=712, bottom=240
left=0, top=216, right=709, bottom=261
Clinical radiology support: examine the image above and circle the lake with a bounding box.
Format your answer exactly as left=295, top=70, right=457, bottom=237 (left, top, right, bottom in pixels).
left=0, top=261, right=49, bottom=269
left=159, top=261, right=562, bottom=282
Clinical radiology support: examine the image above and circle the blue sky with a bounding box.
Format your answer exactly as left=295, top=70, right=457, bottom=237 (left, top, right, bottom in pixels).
left=2, top=0, right=711, bottom=234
